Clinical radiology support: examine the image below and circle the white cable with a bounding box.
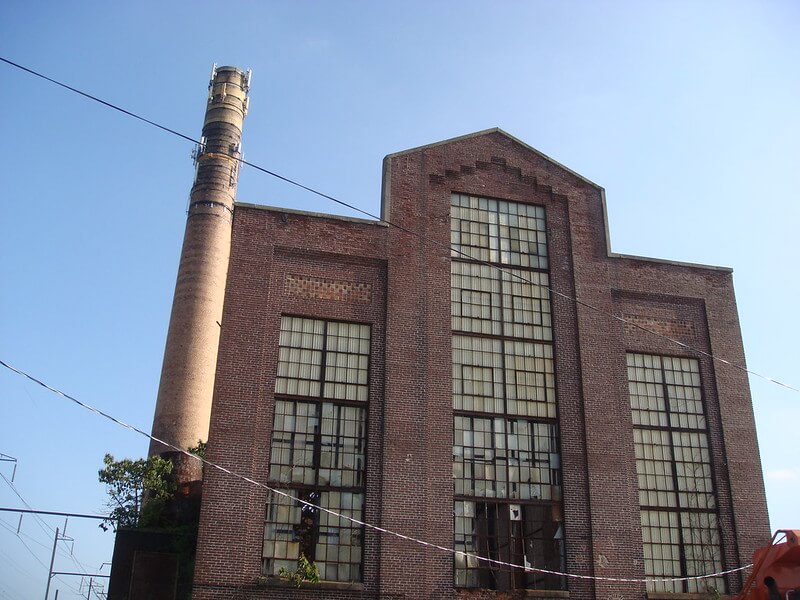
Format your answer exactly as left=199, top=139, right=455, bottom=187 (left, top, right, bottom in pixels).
left=0, top=359, right=753, bottom=584
left=0, top=54, right=796, bottom=395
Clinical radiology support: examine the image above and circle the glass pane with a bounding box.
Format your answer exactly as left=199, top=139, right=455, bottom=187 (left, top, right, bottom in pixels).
left=627, top=353, right=724, bottom=594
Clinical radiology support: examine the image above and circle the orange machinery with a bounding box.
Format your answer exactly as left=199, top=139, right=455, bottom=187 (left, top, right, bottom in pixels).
left=731, top=530, right=800, bottom=599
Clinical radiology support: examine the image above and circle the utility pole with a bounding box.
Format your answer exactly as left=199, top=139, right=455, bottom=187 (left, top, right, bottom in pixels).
left=43, top=527, right=59, bottom=600
left=1, top=507, right=111, bottom=599
left=0, top=453, right=17, bottom=481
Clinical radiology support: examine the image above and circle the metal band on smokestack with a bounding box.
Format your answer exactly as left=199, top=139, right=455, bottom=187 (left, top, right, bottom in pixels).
left=149, top=65, right=250, bottom=483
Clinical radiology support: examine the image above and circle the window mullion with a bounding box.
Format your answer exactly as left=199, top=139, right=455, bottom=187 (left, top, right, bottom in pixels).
left=661, top=363, right=688, bottom=590
left=334, top=404, right=343, bottom=478
left=320, top=320, right=329, bottom=399
left=312, top=402, right=323, bottom=487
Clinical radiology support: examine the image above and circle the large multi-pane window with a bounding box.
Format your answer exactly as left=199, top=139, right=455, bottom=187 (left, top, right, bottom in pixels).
left=275, top=317, right=370, bottom=401
left=451, top=194, right=565, bottom=591
left=453, top=415, right=560, bottom=500
left=452, top=336, right=556, bottom=418
left=451, top=262, right=552, bottom=340
left=627, top=353, right=724, bottom=594
left=451, top=194, right=549, bottom=269
left=264, top=316, right=370, bottom=583
left=269, top=400, right=365, bottom=488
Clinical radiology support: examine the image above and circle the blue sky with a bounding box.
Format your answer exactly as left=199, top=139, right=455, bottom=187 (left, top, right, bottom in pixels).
left=1, top=1, right=798, bottom=598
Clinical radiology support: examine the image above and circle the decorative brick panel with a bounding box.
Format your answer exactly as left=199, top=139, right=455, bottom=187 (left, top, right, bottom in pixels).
left=284, top=273, right=373, bottom=304
left=622, top=314, right=696, bottom=342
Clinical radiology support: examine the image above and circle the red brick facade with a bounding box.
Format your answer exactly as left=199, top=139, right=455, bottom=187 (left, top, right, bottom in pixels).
left=190, top=130, right=769, bottom=599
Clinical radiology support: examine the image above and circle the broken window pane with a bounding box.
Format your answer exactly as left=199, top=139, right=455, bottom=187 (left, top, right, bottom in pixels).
left=454, top=416, right=560, bottom=501
left=451, top=194, right=563, bottom=592
left=454, top=501, right=565, bottom=591
left=268, top=400, right=365, bottom=488
left=263, top=490, right=364, bottom=583
left=266, top=316, right=370, bottom=583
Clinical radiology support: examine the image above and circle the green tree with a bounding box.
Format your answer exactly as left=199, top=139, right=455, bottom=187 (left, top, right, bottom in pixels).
left=98, top=453, right=175, bottom=531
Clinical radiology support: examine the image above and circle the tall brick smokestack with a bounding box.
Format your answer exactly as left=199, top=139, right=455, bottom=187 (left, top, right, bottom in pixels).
left=149, top=65, right=250, bottom=483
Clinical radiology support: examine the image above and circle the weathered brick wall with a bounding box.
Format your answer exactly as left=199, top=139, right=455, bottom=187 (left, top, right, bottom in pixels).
left=193, top=206, right=388, bottom=600
left=387, top=136, right=607, bottom=599
left=611, top=263, right=770, bottom=589
left=192, top=130, right=768, bottom=600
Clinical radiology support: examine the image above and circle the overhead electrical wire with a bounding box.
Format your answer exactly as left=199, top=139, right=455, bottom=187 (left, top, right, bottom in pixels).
left=0, top=55, right=776, bottom=585
left=0, top=55, right=795, bottom=395
left=0, top=471, right=94, bottom=577
left=0, top=517, right=50, bottom=551
left=0, top=471, right=52, bottom=538
left=0, top=516, right=85, bottom=585
left=0, top=516, right=87, bottom=585
left=0, top=57, right=197, bottom=145
left=0, top=515, right=83, bottom=596
left=0, top=543, right=42, bottom=586
left=0, top=520, right=50, bottom=571
left=0, top=358, right=752, bottom=585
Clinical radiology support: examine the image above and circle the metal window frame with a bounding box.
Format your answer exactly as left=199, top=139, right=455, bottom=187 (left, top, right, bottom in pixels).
left=628, top=352, right=726, bottom=594
left=264, top=315, right=372, bottom=583
left=450, top=193, right=565, bottom=593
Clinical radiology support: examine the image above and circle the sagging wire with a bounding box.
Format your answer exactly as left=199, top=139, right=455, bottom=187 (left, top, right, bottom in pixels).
left=0, top=358, right=752, bottom=585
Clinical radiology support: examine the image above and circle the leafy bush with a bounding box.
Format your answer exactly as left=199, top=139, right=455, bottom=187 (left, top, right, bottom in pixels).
left=278, top=555, right=320, bottom=588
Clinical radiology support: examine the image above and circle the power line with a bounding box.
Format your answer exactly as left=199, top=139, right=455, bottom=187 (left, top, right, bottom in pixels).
left=0, top=57, right=196, bottom=146
left=0, top=454, right=17, bottom=482
left=0, top=517, right=50, bottom=550
left=0, top=520, right=86, bottom=598
left=0, top=55, right=795, bottom=395
left=3, top=525, right=49, bottom=571
left=0, top=517, right=90, bottom=569
left=0, top=516, right=83, bottom=597
left=0, top=472, right=95, bottom=577
left=0, top=546, right=41, bottom=589
left=0, top=358, right=752, bottom=585
left=0, top=517, right=77, bottom=567
left=0, top=471, right=54, bottom=539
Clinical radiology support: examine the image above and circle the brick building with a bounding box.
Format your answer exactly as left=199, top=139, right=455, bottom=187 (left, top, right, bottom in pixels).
left=136, top=68, right=769, bottom=600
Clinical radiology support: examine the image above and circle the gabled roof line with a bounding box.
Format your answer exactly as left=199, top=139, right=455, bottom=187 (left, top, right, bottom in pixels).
left=385, top=129, right=731, bottom=273
left=384, top=127, right=603, bottom=191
